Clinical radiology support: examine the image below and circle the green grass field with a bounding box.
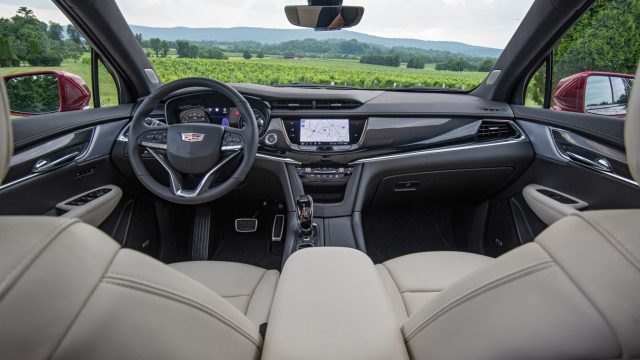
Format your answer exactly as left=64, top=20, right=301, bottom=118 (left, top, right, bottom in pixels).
left=151, top=57, right=487, bottom=90
left=2, top=57, right=489, bottom=109
left=1, top=60, right=119, bottom=108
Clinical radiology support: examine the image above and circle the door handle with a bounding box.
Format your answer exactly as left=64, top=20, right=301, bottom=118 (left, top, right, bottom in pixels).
left=32, top=151, right=80, bottom=174
left=565, top=151, right=613, bottom=173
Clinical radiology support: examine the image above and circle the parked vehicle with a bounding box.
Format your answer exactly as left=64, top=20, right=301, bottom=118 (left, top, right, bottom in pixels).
left=553, top=71, right=634, bottom=117
left=3, top=70, right=90, bottom=116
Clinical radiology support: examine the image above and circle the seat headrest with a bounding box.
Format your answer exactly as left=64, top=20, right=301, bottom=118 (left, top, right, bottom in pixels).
left=0, top=80, right=13, bottom=185
left=627, top=61, right=640, bottom=184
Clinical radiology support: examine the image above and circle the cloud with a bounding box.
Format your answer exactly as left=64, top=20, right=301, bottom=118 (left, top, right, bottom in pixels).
left=1, top=0, right=535, bottom=48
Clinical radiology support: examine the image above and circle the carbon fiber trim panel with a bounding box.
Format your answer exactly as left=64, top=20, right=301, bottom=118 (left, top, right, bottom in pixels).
left=361, top=118, right=474, bottom=148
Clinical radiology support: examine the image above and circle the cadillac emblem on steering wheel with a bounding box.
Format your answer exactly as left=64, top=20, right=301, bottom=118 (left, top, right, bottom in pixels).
left=181, top=133, right=205, bottom=142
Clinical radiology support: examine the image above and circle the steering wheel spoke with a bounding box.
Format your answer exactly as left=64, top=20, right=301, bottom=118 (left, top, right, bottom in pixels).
left=147, top=147, right=242, bottom=198
left=145, top=147, right=183, bottom=195
left=139, top=127, right=169, bottom=150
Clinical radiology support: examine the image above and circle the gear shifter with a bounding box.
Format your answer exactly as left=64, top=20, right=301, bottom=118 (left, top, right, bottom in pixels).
left=296, top=195, right=314, bottom=237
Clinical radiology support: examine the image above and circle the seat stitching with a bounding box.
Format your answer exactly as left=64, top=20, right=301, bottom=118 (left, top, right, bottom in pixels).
left=48, top=237, right=120, bottom=360
left=245, top=269, right=269, bottom=319
left=102, top=277, right=262, bottom=348
left=106, top=272, right=256, bottom=319
left=575, top=213, right=640, bottom=272
left=537, top=232, right=625, bottom=357
left=0, top=218, right=79, bottom=300
left=381, top=263, right=409, bottom=319
left=109, top=271, right=256, bottom=298
left=404, top=260, right=554, bottom=341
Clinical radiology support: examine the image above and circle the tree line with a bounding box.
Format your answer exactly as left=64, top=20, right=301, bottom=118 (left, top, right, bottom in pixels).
left=0, top=7, right=86, bottom=67
left=135, top=34, right=496, bottom=71
left=529, top=0, right=640, bottom=105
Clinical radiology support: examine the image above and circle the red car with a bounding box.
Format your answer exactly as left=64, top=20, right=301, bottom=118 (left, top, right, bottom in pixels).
left=552, top=71, right=634, bottom=117
left=3, top=70, right=91, bottom=116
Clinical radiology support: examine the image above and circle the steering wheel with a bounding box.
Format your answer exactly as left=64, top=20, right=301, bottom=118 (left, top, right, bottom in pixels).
left=127, top=78, right=258, bottom=205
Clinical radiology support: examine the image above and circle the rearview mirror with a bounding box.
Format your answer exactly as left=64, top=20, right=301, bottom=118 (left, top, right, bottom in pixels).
left=4, top=70, right=91, bottom=116
left=285, top=1, right=364, bottom=31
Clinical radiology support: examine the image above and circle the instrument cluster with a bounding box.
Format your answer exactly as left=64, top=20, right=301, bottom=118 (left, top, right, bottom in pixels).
left=165, top=92, right=269, bottom=135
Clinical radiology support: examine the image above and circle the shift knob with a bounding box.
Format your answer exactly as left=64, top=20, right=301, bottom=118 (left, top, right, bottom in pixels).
left=296, top=195, right=314, bottom=236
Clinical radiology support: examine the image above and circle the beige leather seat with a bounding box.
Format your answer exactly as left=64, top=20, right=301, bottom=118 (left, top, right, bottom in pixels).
left=171, top=262, right=279, bottom=326
left=373, top=61, right=640, bottom=359
left=376, top=252, right=493, bottom=323
left=0, top=83, right=276, bottom=359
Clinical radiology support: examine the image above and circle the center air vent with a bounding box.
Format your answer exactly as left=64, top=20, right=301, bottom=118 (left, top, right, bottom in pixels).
left=314, top=100, right=362, bottom=110
left=271, top=99, right=362, bottom=110
left=477, top=120, right=518, bottom=141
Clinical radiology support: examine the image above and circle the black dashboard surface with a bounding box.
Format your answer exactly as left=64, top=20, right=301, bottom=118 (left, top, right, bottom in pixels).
left=135, top=86, right=526, bottom=165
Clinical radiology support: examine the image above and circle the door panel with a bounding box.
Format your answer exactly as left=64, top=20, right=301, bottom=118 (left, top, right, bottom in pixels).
left=0, top=108, right=131, bottom=219
left=483, top=106, right=639, bottom=256
left=12, top=104, right=133, bottom=148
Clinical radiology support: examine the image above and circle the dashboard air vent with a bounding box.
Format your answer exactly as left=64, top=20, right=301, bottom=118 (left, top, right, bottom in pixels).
left=314, top=100, right=362, bottom=110
left=271, top=100, right=314, bottom=110
left=271, top=99, right=362, bottom=110
left=477, top=120, right=518, bottom=141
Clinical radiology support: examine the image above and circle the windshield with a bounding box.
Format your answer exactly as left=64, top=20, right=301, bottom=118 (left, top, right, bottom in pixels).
left=129, top=1, right=530, bottom=90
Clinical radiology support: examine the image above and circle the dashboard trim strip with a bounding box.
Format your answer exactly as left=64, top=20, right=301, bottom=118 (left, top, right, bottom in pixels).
left=349, top=136, right=528, bottom=164
left=256, top=153, right=301, bottom=165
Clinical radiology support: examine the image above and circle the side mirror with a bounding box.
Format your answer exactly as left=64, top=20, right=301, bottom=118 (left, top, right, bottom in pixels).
left=4, top=70, right=91, bottom=117
left=285, top=1, right=364, bottom=31
left=584, top=74, right=634, bottom=117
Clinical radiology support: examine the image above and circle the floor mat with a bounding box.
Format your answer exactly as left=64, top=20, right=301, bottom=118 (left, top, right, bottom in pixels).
left=213, top=236, right=283, bottom=270
left=362, top=206, right=453, bottom=264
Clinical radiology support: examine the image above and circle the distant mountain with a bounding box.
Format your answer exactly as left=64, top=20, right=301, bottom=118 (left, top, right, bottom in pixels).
left=129, top=25, right=501, bottom=58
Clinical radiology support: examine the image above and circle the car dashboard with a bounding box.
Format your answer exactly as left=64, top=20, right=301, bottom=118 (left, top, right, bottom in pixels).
left=112, top=85, right=533, bottom=215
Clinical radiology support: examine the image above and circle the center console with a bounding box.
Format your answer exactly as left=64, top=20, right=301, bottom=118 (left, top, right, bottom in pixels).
left=262, top=248, right=409, bottom=360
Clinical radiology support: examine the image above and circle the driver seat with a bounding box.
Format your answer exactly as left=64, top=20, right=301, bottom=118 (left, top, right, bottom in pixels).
left=0, top=82, right=277, bottom=359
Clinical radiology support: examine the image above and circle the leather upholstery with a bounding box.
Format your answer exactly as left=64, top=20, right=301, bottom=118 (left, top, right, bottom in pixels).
left=626, top=59, right=640, bottom=182
left=376, top=252, right=493, bottom=324
left=170, top=261, right=279, bottom=326
left=0, top=81, right=12, bottom=183
left=0, top=217, right=263, bottom=360
left=263, top=247, right=409, bottom=360
left=402, top=211, right=640, bottom=360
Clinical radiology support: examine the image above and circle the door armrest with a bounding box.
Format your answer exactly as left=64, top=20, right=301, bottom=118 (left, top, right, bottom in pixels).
left=56, top=185, right=122, bottom=226
left=523, top=184, right=588, bottom=225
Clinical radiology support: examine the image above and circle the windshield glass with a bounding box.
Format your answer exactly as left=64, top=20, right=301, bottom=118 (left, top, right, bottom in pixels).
left=129, top=1, right=530, bottom=90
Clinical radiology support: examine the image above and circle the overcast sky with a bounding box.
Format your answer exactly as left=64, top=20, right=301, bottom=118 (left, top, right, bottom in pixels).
left=0, top=0, right=535, bottom=48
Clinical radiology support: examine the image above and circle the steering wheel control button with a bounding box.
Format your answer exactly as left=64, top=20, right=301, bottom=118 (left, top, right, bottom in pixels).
left=265, top=133, right=279, bottom=145
left=222, top=133, right=245, bottom=151
left=141, top=130, right=168, bottom=150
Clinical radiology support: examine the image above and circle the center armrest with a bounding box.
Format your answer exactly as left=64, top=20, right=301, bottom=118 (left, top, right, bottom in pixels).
left=262, top=248, right=409, bottom=360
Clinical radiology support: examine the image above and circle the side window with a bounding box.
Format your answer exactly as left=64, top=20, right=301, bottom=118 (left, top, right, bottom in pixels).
left=0, top=6, right=119, bottom=117
left=525, top=0, right=639, bottom=117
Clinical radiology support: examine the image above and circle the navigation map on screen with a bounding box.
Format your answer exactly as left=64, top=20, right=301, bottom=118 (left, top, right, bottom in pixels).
left=300, top=119, right=350, bottom=144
